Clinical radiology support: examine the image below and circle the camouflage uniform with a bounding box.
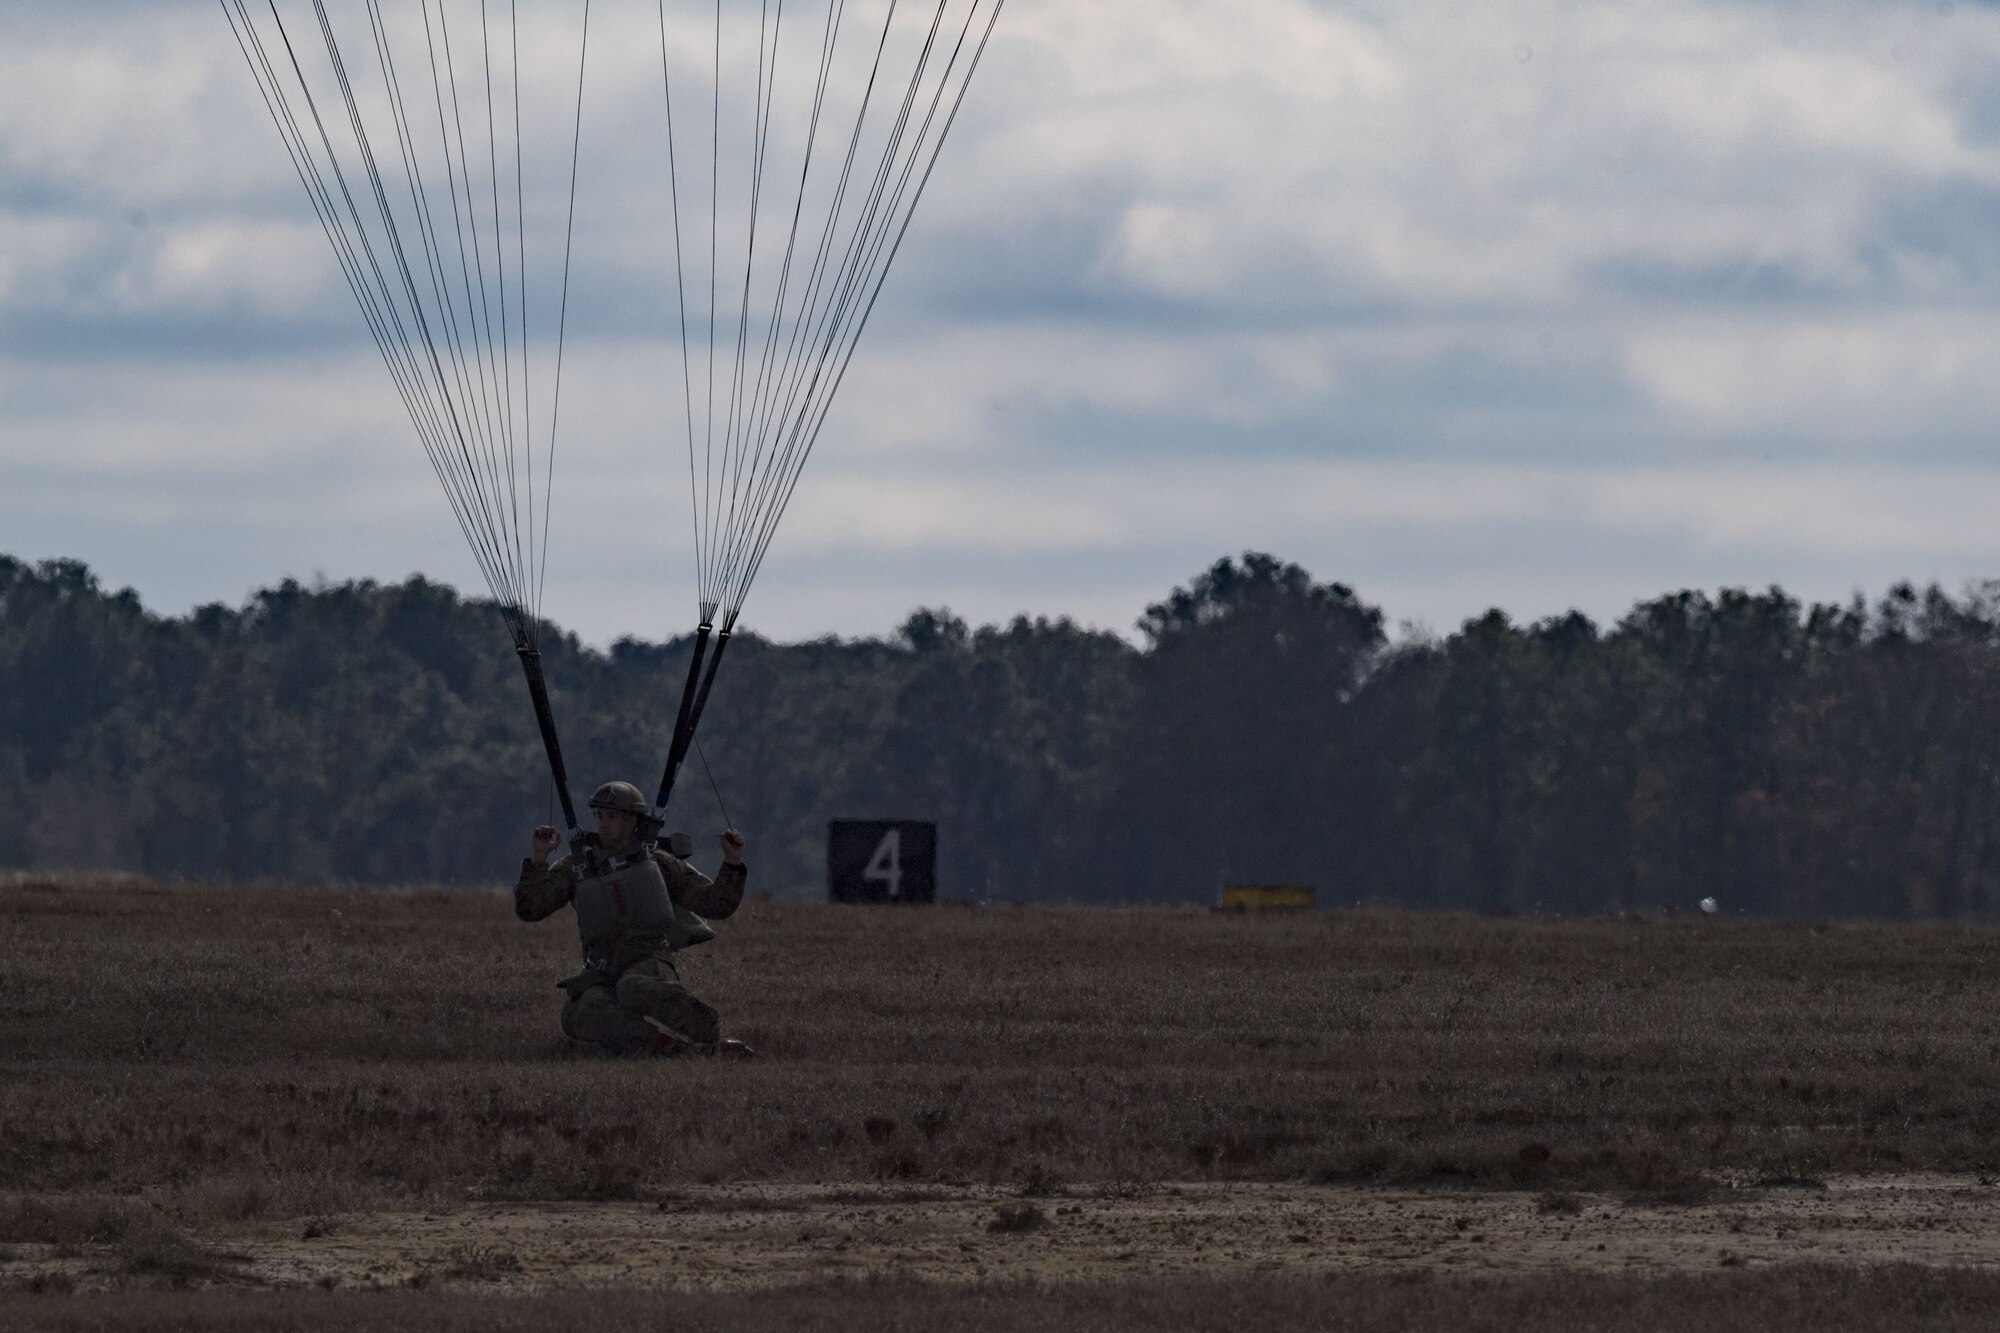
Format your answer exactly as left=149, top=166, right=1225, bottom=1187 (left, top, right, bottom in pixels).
left=515, top=840, right=747, bottom=1054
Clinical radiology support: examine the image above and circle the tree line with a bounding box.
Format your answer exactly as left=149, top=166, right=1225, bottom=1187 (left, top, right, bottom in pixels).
left=4, top=550, right=1999, bottom=918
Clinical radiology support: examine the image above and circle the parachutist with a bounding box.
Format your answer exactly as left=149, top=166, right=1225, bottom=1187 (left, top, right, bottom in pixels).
left=517, top=781, right=755, bottom=1059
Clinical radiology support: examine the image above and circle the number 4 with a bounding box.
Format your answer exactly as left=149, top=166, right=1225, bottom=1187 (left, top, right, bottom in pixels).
left=863, top=828, right=903, bottom=901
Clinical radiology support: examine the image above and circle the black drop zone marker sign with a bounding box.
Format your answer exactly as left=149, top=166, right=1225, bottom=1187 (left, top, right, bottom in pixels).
left=827, top=820, right=937, bottom=904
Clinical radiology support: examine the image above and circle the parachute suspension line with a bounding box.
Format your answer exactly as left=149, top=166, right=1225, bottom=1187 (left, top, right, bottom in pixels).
left=704, top=0, right=723, bottom=621
left=360, top=0, right=513, bottom=602
left=717, top=0, right=1008, bottom=627
left=704, top=0, right=891, bottom=620
left=693, top=735, right=735, bottom=830
left=509, top=0, right=536, bottom=614
left=661, top=0, right=857, bottom=628
left=234, top=0, right=518, bottom=631
left=720, top=0, right=844, bottom=616
left=543, top=0, right=593, bottom=622
left=419, top=1, right=518, bottom=613
left=648, top=0, right=1006, bottom=815
left=725, top=0, right=1006, bottom=621
left=658, top=0, right=707, bottom=621
left=480, top=2, right=523, bottom=617
left=668, top=0, right=1005, bottom=631
left=222, top=0, right=593, bottom=819
left=655, top=0, right=814, bottom=814
left=660, top=0, right=803, bottom=626
left=713, top=0, right=784, bottom=623
left=712, top=0, right=937, bottom=618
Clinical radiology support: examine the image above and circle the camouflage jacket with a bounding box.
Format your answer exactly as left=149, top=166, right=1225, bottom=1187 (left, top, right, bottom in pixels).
left=516, top=845, right=747, bottom=980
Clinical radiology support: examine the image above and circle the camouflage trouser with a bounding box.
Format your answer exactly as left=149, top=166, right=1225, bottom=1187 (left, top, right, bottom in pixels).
left=560, top=955, right=721, bottom=1054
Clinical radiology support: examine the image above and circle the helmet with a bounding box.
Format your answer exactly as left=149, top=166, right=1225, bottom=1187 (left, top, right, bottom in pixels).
left=587, top=781, right=649, bottom=816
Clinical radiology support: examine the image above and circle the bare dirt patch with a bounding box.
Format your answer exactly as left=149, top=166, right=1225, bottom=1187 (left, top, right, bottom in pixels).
left=11, top=1174, right=1995, bottom=1295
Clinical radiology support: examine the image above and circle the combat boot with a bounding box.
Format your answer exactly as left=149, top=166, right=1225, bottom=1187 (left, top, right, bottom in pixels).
left=645, top=1032, right=703, bottom=1058
left=645, top=1032, right=757, bottom=1059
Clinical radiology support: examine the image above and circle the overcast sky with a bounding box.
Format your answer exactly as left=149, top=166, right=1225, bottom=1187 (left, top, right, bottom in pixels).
left=4, top=0, right=2000, bottom=645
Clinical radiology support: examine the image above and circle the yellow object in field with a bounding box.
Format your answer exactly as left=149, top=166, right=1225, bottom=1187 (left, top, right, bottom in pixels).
left=1220, top=884, right=1316, bottom=912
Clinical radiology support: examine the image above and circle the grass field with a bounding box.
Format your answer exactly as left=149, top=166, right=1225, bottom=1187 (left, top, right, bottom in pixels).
left=6, top=874, right=2000, bottom=1325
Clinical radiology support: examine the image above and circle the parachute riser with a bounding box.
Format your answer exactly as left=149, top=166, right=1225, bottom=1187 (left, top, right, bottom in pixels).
left=685, top=629, right=732, bottom=758
left=655, top=625, right=731, bottom=816
left=654, top=624, right=712, bottom=812
left=514, top=645, right=580, bottom=833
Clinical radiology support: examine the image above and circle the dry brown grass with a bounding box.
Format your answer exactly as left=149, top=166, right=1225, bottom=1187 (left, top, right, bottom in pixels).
left=6, top=875, right=2000, bottom=1221
left=0, top=1196, right=164, bottom=1247
left=0, top=1191, right=241, bottom=1292
left=8, top=1267, right=2000, bottom=1332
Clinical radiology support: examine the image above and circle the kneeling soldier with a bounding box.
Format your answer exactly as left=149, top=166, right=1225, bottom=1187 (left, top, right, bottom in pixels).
left=516, top=780, right=753, bottom=1057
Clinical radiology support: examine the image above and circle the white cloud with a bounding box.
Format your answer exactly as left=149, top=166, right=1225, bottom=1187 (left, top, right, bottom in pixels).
left=779, top=455, right=2000, bottom=562
left=1627, top=311, right=2000, bottom=437
left=739, top=455, right=2000, bottom=640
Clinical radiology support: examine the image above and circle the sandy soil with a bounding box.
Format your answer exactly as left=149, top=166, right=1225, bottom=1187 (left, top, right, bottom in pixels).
left=14, top=1174, right=2000, bottom=1293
